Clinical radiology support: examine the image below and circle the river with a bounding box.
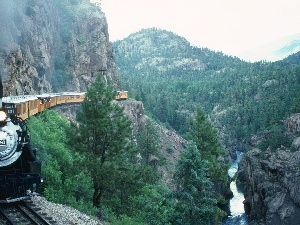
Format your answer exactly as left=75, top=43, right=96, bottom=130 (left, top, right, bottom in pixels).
left=222, top=152, right=248, bottom=225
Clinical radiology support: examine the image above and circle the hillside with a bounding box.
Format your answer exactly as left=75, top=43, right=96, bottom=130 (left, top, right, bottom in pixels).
left=113, top=28, right=300, bottom=224
left=114, top=28, right=245, bottom=74
left=113, top=27, right=300, bottom=155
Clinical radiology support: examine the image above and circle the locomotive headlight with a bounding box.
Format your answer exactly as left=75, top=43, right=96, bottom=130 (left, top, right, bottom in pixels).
left=0, top=110, right=7, bottom=122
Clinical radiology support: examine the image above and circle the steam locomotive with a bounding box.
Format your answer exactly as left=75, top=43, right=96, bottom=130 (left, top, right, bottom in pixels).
left=0, top=88, right=128, bottom=202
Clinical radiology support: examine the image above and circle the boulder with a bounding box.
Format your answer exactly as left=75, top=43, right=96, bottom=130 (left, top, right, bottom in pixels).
left=237, top=147, right=300, bottom=224
left=291, top=137, right=300, bottom=151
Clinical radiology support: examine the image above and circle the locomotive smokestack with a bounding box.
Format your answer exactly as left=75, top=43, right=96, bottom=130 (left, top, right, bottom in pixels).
left=0, top=77, right=3, bottom=98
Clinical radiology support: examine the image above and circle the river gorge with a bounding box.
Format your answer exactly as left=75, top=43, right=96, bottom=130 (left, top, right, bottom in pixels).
left=223, top=152, right=248, bottom=225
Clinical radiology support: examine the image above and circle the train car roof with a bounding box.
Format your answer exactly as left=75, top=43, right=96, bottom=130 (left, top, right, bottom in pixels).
left=2, top=95, right=38, bottom=103
left=36, top=94, right=52, bottom=98
left=59, top=92, right=86, bottom=96
left=24, top=95, right=39, bottom=100
left=0, top=92, right=86, bottom=104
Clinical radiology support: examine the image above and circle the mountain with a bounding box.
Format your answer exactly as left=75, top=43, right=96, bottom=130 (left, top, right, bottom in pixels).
left=113, top=27, right=300, bottom=152
left=238, top=33, right=300, bottom=62
left=282, top=51, right=300, bottom=64
left=113, top=28, right=245, bottom=73
left=113, top=28, right=300, bottom=224
left=0, top=0, right=119, bottom=95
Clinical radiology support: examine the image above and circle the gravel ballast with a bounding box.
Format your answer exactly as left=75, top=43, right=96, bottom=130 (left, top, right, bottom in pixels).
left=31, top=195, right=102, bottom=225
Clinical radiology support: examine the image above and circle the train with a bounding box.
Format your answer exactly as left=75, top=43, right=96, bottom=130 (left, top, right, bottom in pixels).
left=115, top=91, right=128, bottom=101
left=0, top=89, right=128, bottom=202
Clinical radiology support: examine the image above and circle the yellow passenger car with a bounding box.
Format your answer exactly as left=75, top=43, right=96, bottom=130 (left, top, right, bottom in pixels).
left=2, top=96, right=38, bottom=120
left=36, top=94, right=51, bottom=113
left=56, top=94, right=66, bottom=105
left=62, top=92, right=86, bottom=104
left=27, top=96, right=39, bottom=117
left=115, top=91, right=128, bottom=100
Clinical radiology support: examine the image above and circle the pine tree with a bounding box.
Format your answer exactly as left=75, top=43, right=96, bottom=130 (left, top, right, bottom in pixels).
left=188, top=107, right=228, bottom=181
left=138, top=120, right=161, bottom=165
left=137, top=119, right=164, bottom=183
left=187, top=107, right=230, bottom=220
left=172, top=142, right=216, bottom=225
left=70, top=76, right=135, bottom=208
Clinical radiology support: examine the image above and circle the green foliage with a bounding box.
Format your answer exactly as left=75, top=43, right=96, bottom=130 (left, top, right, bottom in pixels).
left=69, top=76, right=139, bottom=211
left=25, top=6, right=36, bottom=17
left=138, top=120, right=160, bottom=165
left=172, top=142, right=217, bottom=225
left=107, top=216, right=147, bottom=225
left=54, top=56, right=67, bottom=70
left=188, top=108, right=229, bottom=182
left=102, top=209, right=147, bottom=225
left=258, top=125, right=293, bottom=151
left=26, top=110, right=95, bottom=214
left=166, top=145, right=174, bottom=154
left=52, top=70, right=72, bottom=92
left=61, top=28, right=73, bottom=43
left=128, top=184, right=174, bottom=225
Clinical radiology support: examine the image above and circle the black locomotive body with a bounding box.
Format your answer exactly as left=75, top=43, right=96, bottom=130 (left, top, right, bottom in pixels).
left=0, top=97, right=41, bottom=203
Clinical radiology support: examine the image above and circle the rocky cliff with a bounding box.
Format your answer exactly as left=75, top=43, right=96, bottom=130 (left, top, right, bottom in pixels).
left=115, top=100, right=187, bottom=186
left=237, top=115, right=300, bottom=224
left=0, top=0, right=118, bottom=95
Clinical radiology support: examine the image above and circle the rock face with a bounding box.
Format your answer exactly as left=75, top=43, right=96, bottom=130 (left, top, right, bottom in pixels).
left=119, top=100, right=146, bottom=134
left=119, top=100, right=186, bottom=186
left=237, top=147, right=300, bottom=224
left=0, top=0, right=118, bottom=95
left=285, top=113, right=300, bottom=134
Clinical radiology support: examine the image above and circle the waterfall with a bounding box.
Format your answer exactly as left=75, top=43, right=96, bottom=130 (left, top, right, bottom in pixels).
left=222, top=152, right=248, bottom=225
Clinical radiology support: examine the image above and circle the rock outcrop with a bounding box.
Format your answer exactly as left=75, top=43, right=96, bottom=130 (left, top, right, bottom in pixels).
left=119, top=100, right=186, bottom=186
left=0, top=0, right=118, bottom=95
left=118, top=100, right=146, bottom=134
left=237, top=147, right=300, bottom=224
left=285, top=113, right=300, bottom=134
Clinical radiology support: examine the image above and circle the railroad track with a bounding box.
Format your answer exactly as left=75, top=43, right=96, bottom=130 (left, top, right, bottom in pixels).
left=0, top=199, right=56, bottom=225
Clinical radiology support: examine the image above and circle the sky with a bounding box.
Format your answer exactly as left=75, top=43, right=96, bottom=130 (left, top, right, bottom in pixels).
left=92, top=0, right=300, bottom=58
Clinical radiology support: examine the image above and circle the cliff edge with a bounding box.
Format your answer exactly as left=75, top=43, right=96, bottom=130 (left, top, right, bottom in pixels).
left=237, top=114, right=300, bottom=225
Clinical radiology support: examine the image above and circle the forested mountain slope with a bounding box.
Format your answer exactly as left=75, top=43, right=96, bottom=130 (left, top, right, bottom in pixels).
left=113, top=28, right=300, bottom=152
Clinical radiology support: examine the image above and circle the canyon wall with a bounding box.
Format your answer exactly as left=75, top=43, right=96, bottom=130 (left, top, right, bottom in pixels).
left=0, top=0, right=118, bottom=95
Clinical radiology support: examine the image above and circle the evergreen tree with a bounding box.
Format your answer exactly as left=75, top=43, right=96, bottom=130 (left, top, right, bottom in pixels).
left=70, top=76, right=135, bottom=208
left=138, top=120, right=160, bottom=165
left=188, top=107, right=228, bottom=181
left=187, top=107, right=230, bottom=218
left=129, top=183, right=174, bottom=225
left=172, top=142, right=216, bottom=225
left=137, top=119, right=164, bottom=183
